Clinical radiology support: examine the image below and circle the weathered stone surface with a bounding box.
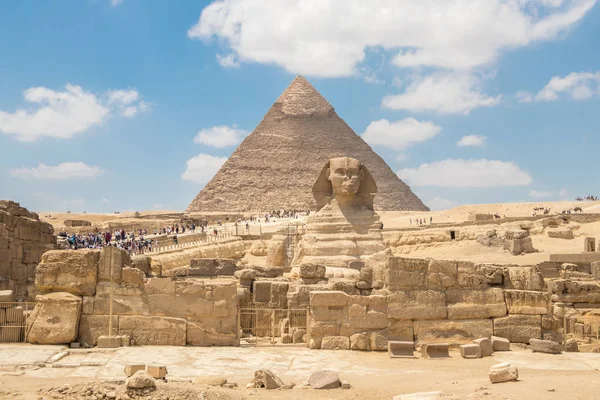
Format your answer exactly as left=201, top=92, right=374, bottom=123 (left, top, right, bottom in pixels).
left=459, top=344, right=481, bottom=359
left=530, top=338, right=562, bottom=354
left=388, top=290, right=447, bottom=320
left=118, top=316, right=186, bottom=346
left=446, top=289, right=506, bottom=319
left=27, top=292, right=82, bottom=344
left=387, top=320, right=414, bottom=341
left=121, top=267, right=145, bottom=286
left=35, top=250, right=99, bottom=296
left=566, top=338, right=579, bottom=352
left=426, top=260, right=457, bottom=289
left=414, top=320, right=493, bottom=345
left=550, top=279, right=600, bottom=303
left=146, top=364, right=168, bottom=379
left=189, top=259, right=236, bottom=276
left=0, top=290, right=14, bottom=302
left=98, top=246, right=130, bottom=282
left=194, top=376, right=228, bottom=387
left=299, top=263, right=327, bottom=279
left=386, top=258, right=428, bottom=289
left=493, top=315, right=541, bottom=344
left=350, top=332, right=370, bottom=351
left=547, top=227, right=574, bottom=239
left=456, top=262, right=487, bottom=288
left=388, top=341, right=415, bottom=358
left=131, top=255, right=151, bottom=275
left=124, top=364, right=146, bottom=377
left=254, top=370, right=284, bottom=389
left=491, top=336, right=510, bottom=351
left=504, top=267, right=544, bottom=291
left=321, top=336, right=350, bottom=350
left=78, top=315, right=118, bottom=346
left=126, top=370, right=155, bottom=389
left=186, top=321, right=237, bottom=346
left=489, top=362, right=518, bottom=383
left=310, top=291, right=348, bottom=307
left=504, top=290, right=550, bottom=315
left=309, top=371, right=340, bottom=389
left=93, top=283, right=149, bottom=316
left=393, top=392, right=450, bottom=400
left=370, top=331, right=388, bottom=351
left=421, top=343, right=450, bottom=359
left=473, top=337, right=493, bottom=357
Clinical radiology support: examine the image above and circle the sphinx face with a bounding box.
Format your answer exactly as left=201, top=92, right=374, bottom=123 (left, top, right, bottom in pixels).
left=328, top=157, right=362, bottom=197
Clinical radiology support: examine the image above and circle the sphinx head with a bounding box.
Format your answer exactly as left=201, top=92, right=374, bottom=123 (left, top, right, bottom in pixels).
left=327, top=157, right=363, bottom=197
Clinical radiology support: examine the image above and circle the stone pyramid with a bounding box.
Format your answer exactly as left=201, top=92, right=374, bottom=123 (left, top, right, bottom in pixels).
left=186, top=76, right=429, bottom=213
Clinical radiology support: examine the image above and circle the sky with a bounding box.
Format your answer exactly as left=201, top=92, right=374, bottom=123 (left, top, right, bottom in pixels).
left=1, top=0, right=599, bottom=213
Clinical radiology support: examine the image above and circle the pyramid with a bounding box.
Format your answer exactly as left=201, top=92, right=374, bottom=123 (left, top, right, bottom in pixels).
left=186, top=76, right=429, bottom=213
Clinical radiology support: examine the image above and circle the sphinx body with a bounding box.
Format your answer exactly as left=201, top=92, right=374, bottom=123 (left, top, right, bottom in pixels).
left=293, top=157, right=387, bottom=269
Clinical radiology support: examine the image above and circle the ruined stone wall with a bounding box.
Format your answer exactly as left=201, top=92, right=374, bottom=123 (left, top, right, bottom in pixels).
left=308, top=257, right=560, bottom=350
left=28, top=247, right=239, bottom=347
left=0, top=201, right=55, bottom=300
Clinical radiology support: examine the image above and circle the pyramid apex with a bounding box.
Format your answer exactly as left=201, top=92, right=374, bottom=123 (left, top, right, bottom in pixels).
left=275, top=75, right=333, bottom=116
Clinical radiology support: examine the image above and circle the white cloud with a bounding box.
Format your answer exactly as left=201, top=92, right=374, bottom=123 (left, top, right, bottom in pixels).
left=111, top=0, right=123, bottom=6
left=426, top=197, right=457, bottom=211
left=216, top=53, right=240, bottom=68
left=519, top=70, right=600, bottom=102
left=457, top=135, right=486, bottom=147
left=398, top=159, right=533, bottom=188
left=10, top=162, right=104, bottom=180
left=193, top=125, right=249, bottom=148
left=382, top=74, right=501, bottom=115
left=0, top=84, right=149, bottom=141
left=101, top=198, right=111, bottom=204
left=529, top=190, right=553, bottom=198
left=188, top=0, right=595, bottom=77
left=361, top=118, right=441, bottom=151
left=182, top=153, right=227, bottom=184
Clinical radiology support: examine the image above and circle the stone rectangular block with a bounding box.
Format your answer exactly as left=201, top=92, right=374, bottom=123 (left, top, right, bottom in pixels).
left=491, top=336, right=510, bottom=351
left=146, top=364, right=168, bottom=379
left=530, top=338, right=562, bottom=354
left=446, top=289, right=507, bottom=320
left=386, top=257, right=428, bottom=289
left=504, top=290, right=550, bottom=315
left=97, top=335, right=122, bottom=348
left=253, top=281, right=272, bottom=303
left=124, top=364, right=145, bottom=377
left=321, top=336, right=350, bottom=350
left=388, top=341, right=415, bottom=358
left=388, top=290, right=447, bottom=321
left=459, top=344, right=481, bottom=359
left=118, top=316, right=186, bottom=346
left=421, top=343, right=449, bottom=359
left=493, top=315, right=541, bottom=344
left=310, top=291, right=348, bottom=307
left=473, top=337, right=493, bottom=357
left=414, top=319, right=493, bottom=345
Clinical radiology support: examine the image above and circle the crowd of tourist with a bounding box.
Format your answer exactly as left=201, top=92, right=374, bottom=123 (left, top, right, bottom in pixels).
left=410, top=217, right=433, bottom=226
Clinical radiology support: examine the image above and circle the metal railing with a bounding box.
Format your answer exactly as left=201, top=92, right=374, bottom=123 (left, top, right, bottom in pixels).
left=238, top=307, right=309, bottom=347
left=0, top=302, right=36, bottom=343
left=150, top=231, right=234, bottom=254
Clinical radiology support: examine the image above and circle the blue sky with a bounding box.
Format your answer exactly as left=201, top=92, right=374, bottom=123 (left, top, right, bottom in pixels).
left=1, top=0, right=599, bottom=212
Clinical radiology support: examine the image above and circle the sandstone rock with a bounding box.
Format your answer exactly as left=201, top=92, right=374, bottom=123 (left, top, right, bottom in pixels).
left=78, top=315, right=118, bottom=346
left=0, top=290, right=14, bottom=302
left=370, top=331, right=388, bottom=351
left=421, top=343, right=450, bottom=359
left=530, top=338, right=562, bottom=354
left=386, top=258, right=428, bottom=290
left=118, top=316, right=186, bottom=346
left=194, top=376, right=227, bottom=387
left=426, top=260, right=458, bottom=289
left=459, top=344, right=481, bottom=359
left=493, top=315, right=541, bottom=344
left=547, top=227, right=574, bottom=239
left=27, top=292, right=82, bottom=344
left=473, top=337, right=493, bottom=357
left=98, top=246, right=130, bottom=282
left=489, top=362, right=518, bottom=383
left=299, top=263, right=326, bottom=279
left=393, top=392, right=450, bottom=400
left=146, top=364, right=168, bottom=379
left=254, top=369, right=284, bottom=389
left=414, top=319, right=492, bottom=345
left=321, top=336, right=350, bottom=350
left=189, top=258, right=236, bottom=276
left=446, top=288, right=506, bottom=319
left=566, top=338, right=579, bottom=352
left=126, top=370, right=155, bottom=389
left=550, top=279, right=600, bottom=303
left=131, top=255, right=151, bottom=275
left=350, top=332, right=370, bottom=351
left=35, top=250, right=99, bottom=296
left=124, top=364, right=145, bottom=377
left=491, top=336, right=510, bottom=351
left=293, top=328, right=306, bottom=344
left=308, top=371, right=340, bottom=389
left=503, top=267, right=544, bottom=291
left=310, top=291, right=348, bottom=307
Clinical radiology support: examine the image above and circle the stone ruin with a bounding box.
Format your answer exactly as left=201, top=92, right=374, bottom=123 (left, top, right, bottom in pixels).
left=19, top=157, right=600, bottom=354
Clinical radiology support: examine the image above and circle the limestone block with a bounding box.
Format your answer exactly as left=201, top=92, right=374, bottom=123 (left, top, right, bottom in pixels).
left=310, top=291, right=348, bottom=307
left=321, top=336, right=350, bottom=350
left=78, top=315, right=118, bottom=346
left=146, top=364, right=168, bottom=379
left=460, top=344, right=481, bottom=359
left=347, top=302, right=387, bottom=330
left=27, top=292, right=82, bottom=344
left=269, top=282, right=289, bottom=308
left=35, top=250, right=99, bottom=296
left=308, top=371, right=340, bottom=389
left=386, top=258, right=428, bottom=289
left=446, top=288, right=507, bottom=320
left=82, top=296, right=94, bottom=315
left=550, top=279, right=600, bottom=303
left=187, top=321, right=237, bottom=346
left=566, top=338, right=579, bottom=352
left=426, top=260, right=457, bottom=289
left=144, top=278, right=176, bottom=295
left=388, top=341, right=415, bottom=358
left=293, top=328, right=306, bottom=344
left=131, top=255, right=151, bottom=275
left=124, top=364, right=145, bottom=377
left=126, top=371, right=155, bottom=389
left=456, top=262, right=487, bottom=288
left=189, top=258, right=236, bottom=276
left=98, top=246, right=130, bottom=282
left=421, top=343, right=450, bottom=359
left=504, top=266, right=544, bottom=291
left=504, top=290, right=550, bottom=315
left=388, top=290, right=447, bottom=321
left=299, top=263, right=326, bottom=279
left=93, top=283, right=149, bottom=316
left=414, top=320, right=493, bottom=345
left=491, top=336, right=510, bottom=351
left=0, top=290, right=14, bottom=302
left=489, top=362, right=518, bottom=383
left=330, top=279, right=359, bottom=295
left=370, top=331, right=388, bottom=351
left=97, top=335, right=122, bottom=348
left=118, top=316, right=186, bottom=346
left=255, top=370, right=284, bottom=389
left=387, top=320, right=414, bottom=341
left=547, top=227, right=574, bottom=239
left=253, top=281, right=272, bottom=303
left=530, top=338, right=562, bottom=354
left=121, top=267, right=145, bottom=286
left=493, top=315, right=541, bottom=343
left=350, top=332, right=370, bottom=351
left=473, top=337, right=493, bottom=357
left=479, top=265, right=504, bottom=285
